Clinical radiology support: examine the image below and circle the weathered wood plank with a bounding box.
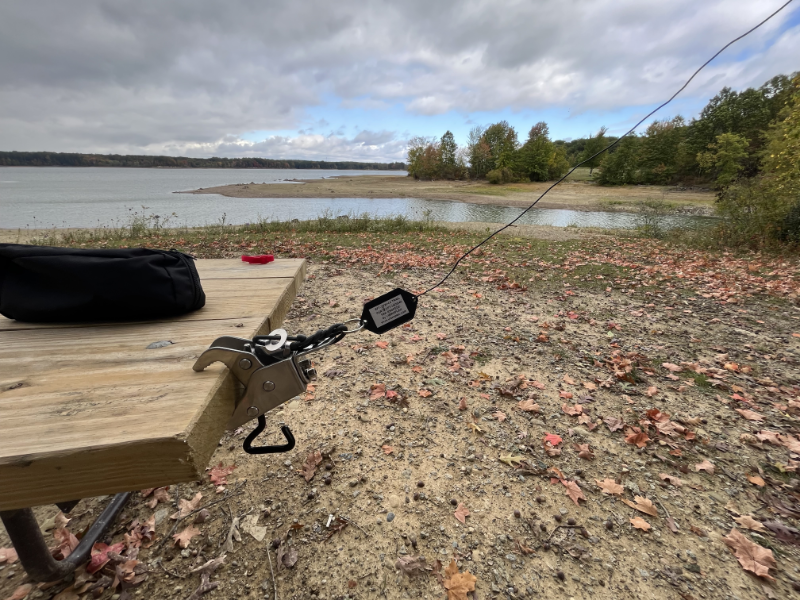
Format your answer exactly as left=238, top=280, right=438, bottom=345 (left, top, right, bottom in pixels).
left=0, top=259, right=305, bottom=510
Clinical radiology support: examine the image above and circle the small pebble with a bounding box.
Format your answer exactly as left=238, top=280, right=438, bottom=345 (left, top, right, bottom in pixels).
left=417, top=481, right=425, bottom=488
left=450, top=498, right=458, bottom=506
left=556, top=571, right=565, bottom=581
left=413, top=492, right=420, bottom=501
left=387, top=513, right=395, bottom=522
left=536, top=496, right=545, bottom=504
left=554, top=515, right=562, bottom=523
left=513, top=510, right=521, bottom=518
left=543, top=543, right=550, bottom=551
left=567, top=518, right=576, bottom=526
left=605, top=521, right=614, bottom=530
left=581, top=528, right=589, bottom=538
left=539, top=524, right=547, bottom=532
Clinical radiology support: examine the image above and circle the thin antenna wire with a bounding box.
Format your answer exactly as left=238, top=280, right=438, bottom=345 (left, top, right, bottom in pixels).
left=417, top=0, right=795, bottom=297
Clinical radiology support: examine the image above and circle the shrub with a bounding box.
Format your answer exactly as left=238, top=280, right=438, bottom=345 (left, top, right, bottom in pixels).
left=486, top=167, right=515, bottom=184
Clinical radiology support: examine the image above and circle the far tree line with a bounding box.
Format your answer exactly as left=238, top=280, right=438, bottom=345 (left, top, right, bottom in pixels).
left=406, top=72, right=797, bottom=190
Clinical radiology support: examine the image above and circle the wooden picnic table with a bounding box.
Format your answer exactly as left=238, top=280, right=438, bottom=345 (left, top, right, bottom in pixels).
left=0, top=258, right=306, bottom=512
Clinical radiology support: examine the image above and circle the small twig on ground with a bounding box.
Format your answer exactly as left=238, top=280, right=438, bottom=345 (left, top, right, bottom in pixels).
left=545, top=524, right=584, bottom=543
left=157, top=488, right=245, bottom=550
left=267, top=548, right=278, bottom=600
left=156, top=558, right=185, bottom=579
left=657, top=498, right=672, bottom=521
left=340, top=516, right=370, bottom=537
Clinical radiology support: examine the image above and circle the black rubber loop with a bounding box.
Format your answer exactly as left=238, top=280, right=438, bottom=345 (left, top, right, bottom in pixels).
left=242, top=416, right=296, bottom=454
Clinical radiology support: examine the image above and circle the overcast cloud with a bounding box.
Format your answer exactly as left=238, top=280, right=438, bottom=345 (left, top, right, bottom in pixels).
left=0, top=0, right=797, bottom=162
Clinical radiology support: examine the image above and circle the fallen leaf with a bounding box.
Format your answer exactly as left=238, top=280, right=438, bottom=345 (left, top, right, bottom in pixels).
left=622, top=496, right=658, bottom=517
left=630, top=517, right=651, bottom=531
left=5, top=585, right=32, bottom=600
left=662, top=363, right=683, bottom=372
left=575, top=443, right=594, bottom=460
left=666, top=517, right=680, bottom=533
left=147, top=486, right=170, bottom=509
left=435, top=332, right=447, bottom=340
left=395, top=555, right=428, bottom=577
left=369, top=383, right=386, bottom=400
left=544, top=433, right=562, bottom=446
left=747, top=474, right=766, bottom=487
left=723, top=528, right=776, bottom=580
left=443, top=559, right=477, bottom=600
left=646, top=386, right=658, bottom=397
left=604, top=416, right=624, bottom=432
left=53, top=527, right=79, bottom=559
left=493, top=411, right=507, bottom=422
left=596, top=478, right=623, bottom=495
left=517, top=399, right=540, bottom=412
left=375, top=340, right=389, bottom=349
left=690, top=525, right=708, bottom=537
left=458, top=398, right=467, bottom=411
left=563, top=375, right=576, bottom=385
left=763, top=520, right=800, bottom=545
left=86, top=542, right=125, bottom=574
left=561, top=480, right=586, bottom=505
left=418, top=389, right=432, bottom=398
left=694, top=460, right=715, bottom=474
left=559, top=390, right=574, bottom=399
left=382, top=445, right=394, bottom=455
left=583, top=381, right=597, bottom=390
left=173, top=525, right=201, bottom=548
left=208, top=463, right=235, bottom=486
left=735, top=409, right=765, bottom=422
left=561, top=404, right=583, bottom=416
left=0, top=547, right=18, bottom=564
left=171, top=492, right=203, bottom=519
left=454, top=503, right=470, bottom=524
left=531, top=380, right=546, bottom=389
left=499, top=454, right=524, bottom=467
left=467, top=422, right=483, bottom=434
left=625, top=430, right=650, bottom=448
left=734, top=515, right=766, bottom=532
left=659, top=473, right=683, bottom=487
left=301, top=450, right=322, bottom=482
left=281, top=547, right=298, bottom=569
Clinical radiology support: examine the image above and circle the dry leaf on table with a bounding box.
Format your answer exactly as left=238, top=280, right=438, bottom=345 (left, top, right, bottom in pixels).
left=596, top=478, right=623, bottom=495
left=454, top=503, right=470, bottom=524
left=723, top=528, right=776, bottom=580
left=622, top=496, right=658, bottom=517
left=630, top=517, right=651, bottom=531
left=443, top=559, right=477, bottom=600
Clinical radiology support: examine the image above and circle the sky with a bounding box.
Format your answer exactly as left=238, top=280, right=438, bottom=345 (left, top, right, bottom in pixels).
left=1, top=0, right=798, bottom=163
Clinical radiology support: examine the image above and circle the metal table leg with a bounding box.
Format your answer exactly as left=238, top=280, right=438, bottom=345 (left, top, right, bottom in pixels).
left=0, top=492, right=131, bottom=582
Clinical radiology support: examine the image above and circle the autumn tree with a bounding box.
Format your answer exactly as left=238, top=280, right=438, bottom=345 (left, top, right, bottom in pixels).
left=579, top=126, right=608, bottom=174
left=517, top=122, right=554, bottom=181
left=697, top=132, right=749, bottom=189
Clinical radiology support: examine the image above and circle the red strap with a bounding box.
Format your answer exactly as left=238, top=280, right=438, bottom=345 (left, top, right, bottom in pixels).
left=241, top=254, right=275, bottom=264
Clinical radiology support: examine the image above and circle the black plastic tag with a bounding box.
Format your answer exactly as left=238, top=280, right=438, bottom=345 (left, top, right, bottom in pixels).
left=361, top=288, right=418, bottom=334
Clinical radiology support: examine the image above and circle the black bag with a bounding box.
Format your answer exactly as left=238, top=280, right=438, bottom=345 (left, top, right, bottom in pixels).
left=0, top=244, right=205, bottom=322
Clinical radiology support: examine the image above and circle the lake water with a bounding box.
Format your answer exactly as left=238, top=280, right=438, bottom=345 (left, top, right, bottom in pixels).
left=0, top=167, right=697, bottom=230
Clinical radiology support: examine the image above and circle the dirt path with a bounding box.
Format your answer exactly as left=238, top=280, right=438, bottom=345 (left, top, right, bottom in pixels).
left=182, top=175, right=715, bottom=216
left=3, top=238, right=799, bottom=600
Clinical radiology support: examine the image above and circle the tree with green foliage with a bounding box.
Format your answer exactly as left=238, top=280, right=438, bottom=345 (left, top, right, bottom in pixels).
left=517, top=122, right=554, bottom=181
left=596, top=135, right=641, bottom=185
left=481, top=121, right=519, bottom=171
left=547, top=145, right=570, bottom=180
left=639, top=117, right=688, bottom=184
left=696, top=132, right=749, bottom=189
left=438, top=130, right=462, bottom=179
left=466, top=125, right=491, bottom=179
left=579, top=126, right=608, bottom=174
left=406, top=136, right=441, bottom=180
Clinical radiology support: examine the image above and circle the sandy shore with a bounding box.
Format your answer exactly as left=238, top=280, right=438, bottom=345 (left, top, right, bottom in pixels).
left=180, top=175, right=715, bottom=215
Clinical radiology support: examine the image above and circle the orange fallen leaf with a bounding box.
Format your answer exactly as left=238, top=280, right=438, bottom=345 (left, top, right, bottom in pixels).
left=381, top=445, right=394, bottom=455
left=418, top=389, right=432, bottom=398
left=375, top=340, right=389, bottom=349
left=561, top=404, right=582, bottom=416
left=574, top=443, right=594, bottom=460
left=662, top=363, right=682, bottom=372
left=596, top=478, right=623, bottom=495
left=630, top=517, right=651, bottom=531
left=443, top=559, right=477, bottom=600
left=173, top=525, right=201, bottom=549
left=531, top=380, right=546, bottom=389
left=624, top=430, right=650, bottom=448
left=563, top=375, right=576, bottom=385
left=735, top=408, right=764, bottom=422
left=300, top=450, right=322, bottom=482
left=454, top=503, right=470, bottom=524
left=435, top=332, right=447, bottom=340
left=171, top=492, right=203, bottom=520
left=659, top=473, right=683, bottom=487
left=543, top=433, right=562, bottom=446
left=646, top=386, right=658, bottom=397
left=559, top=390, right=573, bottom=399
left=747, top=474, right=766, bottom=487
left=458, top=397, right=467, bottom=411
left=622, top=496, right=658, bottom=517
left=517, top=399, right=540, bottom=413
left=369, top=383, right=387, bottom=400
left=694, top=460, right=715, bottom=474
left=209, top=463, right=235, bottom=486
left=723, top=528, right=776, bottom=580
left=561, top=479, right=586, bottom=505
left=0, top=547, right=18, bottom=565
left=734, top=515, right=766, bottom=532
left=582, top=381, right=597, bottom=390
